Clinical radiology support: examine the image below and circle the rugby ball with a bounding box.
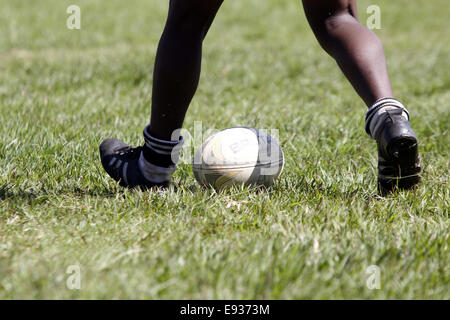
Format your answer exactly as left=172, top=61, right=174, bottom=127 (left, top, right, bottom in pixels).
left=192, top=127, right=284, bottom=189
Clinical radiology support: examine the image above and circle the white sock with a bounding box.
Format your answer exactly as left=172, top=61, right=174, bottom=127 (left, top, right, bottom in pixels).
left=365, top=98, right=409, bottom=139
left=138, top=154, right=177, bottom=184
left=139, top=125, right=184, bottom=183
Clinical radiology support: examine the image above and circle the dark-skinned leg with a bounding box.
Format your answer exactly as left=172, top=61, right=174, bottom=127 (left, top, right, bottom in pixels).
left=302, top=0, right=392, bottom=106
left=99, top=0, right=224, bottom=189
left=302, top=0, right=421, bottom=193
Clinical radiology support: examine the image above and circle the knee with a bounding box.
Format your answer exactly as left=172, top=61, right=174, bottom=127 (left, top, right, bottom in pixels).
left=302, top=0, right=359, bottom=52
left=168, top=0, right=223, bottom=32
left=303, top=0, right=357, bottom=33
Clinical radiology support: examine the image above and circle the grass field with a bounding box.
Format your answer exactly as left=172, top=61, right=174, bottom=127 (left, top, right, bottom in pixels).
left=0, top=0, right=448, bottom=299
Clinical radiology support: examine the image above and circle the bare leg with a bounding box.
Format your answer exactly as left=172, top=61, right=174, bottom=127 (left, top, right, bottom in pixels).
left=302, top=0, right=393, bottom=106
left=302, top=0, right=421, bottom=193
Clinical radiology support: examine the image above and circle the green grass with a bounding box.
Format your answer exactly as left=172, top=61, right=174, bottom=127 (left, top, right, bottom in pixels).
left=0, top=0, right=448, bottom=299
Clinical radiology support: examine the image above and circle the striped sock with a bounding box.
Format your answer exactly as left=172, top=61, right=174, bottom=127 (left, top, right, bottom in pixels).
left=365, top=98, right=409, bottom=139
left=138, top=125, right=184, bottom=183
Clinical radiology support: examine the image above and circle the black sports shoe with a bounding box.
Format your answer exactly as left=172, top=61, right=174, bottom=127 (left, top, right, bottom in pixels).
left=99, top=138, right=169, bottom=190
left=365, top=99, right=422, bottom=194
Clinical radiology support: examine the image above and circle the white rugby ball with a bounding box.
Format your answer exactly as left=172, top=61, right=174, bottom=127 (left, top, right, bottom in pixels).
left=192, top=127, right=284, bottom=189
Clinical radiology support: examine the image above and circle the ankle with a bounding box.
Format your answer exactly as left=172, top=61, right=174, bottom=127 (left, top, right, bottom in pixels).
left=142, top=125, right=184, bottom=168
left=365, top=98, right=409, bottom=139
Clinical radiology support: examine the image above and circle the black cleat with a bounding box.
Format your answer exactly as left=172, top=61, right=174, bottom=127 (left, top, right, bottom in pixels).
left=366, top=99, right=422, bottom=195
left=99, top=138, right=169, bottom=190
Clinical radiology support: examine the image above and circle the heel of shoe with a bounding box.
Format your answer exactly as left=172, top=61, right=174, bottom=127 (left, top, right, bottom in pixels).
left=387, top=136, right=419, bottom=166
left=377, top=122, right=422, bottom=194
left=378, top=135, right=422, bottom=194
